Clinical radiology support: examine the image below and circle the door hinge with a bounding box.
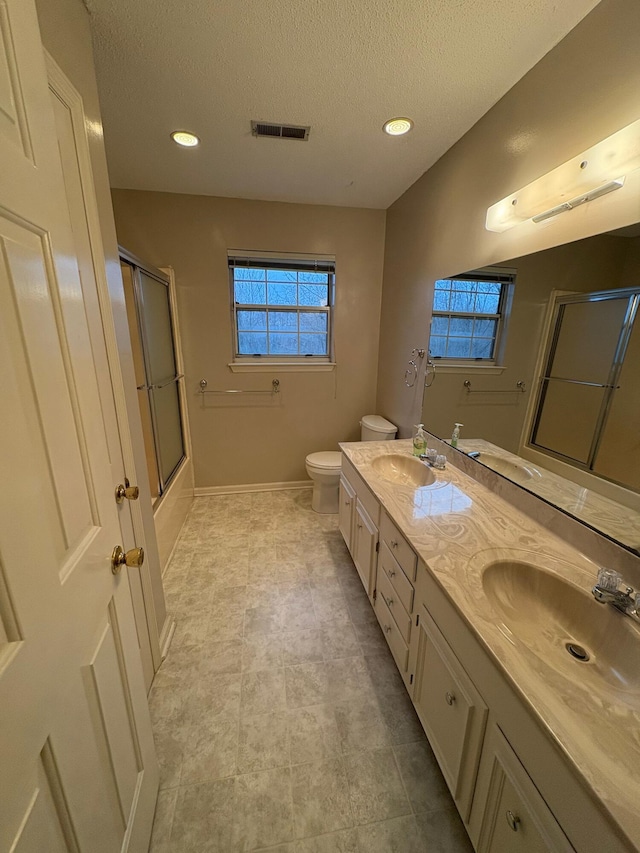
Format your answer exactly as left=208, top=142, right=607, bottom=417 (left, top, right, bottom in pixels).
left=409, top=673, right=414, bottom=685
left=416, top=613, right=420, bottom=627
left=375, top=541, right=380, bottom=552
left=372, top=588, right=377, bottom=601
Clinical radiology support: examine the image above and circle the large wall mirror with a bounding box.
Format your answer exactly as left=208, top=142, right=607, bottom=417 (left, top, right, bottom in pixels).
left=421, top=224, right=640, bottom=555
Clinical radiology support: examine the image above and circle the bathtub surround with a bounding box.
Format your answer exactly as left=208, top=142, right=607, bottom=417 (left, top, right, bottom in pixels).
left=111, top=190, right=386, bottom=491
left=149, top=490, right=472, bottom=852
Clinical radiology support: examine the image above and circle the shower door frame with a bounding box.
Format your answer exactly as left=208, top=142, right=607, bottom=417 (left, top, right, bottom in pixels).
left=120, top=249, right=187, bottom=501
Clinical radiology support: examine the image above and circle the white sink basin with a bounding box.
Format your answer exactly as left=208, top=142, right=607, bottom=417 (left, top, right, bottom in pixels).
left=371, top=454, right=436, bottom=487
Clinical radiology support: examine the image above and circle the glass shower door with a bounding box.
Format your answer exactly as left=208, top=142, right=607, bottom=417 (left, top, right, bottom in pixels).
left=138, top=270, right=185, bottom=487
left=121, top=257, right=185, bottom=499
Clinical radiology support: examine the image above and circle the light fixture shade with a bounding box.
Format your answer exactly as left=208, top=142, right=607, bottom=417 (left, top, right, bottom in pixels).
left=383, top=117, right=413, bottom=136
left=171, top=130, right=200, bottom=147
left=486, top=118, right=640, bottom=232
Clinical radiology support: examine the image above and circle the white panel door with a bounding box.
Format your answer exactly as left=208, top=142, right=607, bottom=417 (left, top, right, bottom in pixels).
left=0, top=2, right=158, bottom=852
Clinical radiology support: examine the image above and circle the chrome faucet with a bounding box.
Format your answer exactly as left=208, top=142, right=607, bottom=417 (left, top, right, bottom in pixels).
left=592, top=568, right=640, bottom=623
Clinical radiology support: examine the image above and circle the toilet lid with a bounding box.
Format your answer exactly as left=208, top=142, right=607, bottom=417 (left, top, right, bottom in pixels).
left=360, top=414, right=397, bottom=433
left=306, top=451, right=342, bottom=470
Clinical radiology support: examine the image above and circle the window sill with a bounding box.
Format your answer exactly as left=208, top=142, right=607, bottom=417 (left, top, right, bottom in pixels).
left=433, top=363, right=506, bottom=375
left=228, top=362, right=336, bottom=373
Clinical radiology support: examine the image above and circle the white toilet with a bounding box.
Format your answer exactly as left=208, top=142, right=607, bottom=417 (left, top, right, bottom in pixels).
left=305, top=414, right=397, bottom=513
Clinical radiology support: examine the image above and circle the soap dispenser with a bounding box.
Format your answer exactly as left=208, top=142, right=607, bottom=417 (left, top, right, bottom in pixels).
left=413, top=424, right=427, bottom=457
left=451, top=422, right=463, bottom=448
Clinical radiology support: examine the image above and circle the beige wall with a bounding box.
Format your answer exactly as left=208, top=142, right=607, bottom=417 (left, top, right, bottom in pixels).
left=36, top=0, right=170, bottom=644
left=422, top=235, right=629, bottom=450
left=111, top=190, right=386, bottom=488
left=378, top=0, right=640, bottom=438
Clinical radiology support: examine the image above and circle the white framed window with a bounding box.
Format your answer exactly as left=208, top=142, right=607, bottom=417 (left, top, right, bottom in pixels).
left=229, top=253, right=335, bottom=362
left=429, top=267, right=515, bottom=363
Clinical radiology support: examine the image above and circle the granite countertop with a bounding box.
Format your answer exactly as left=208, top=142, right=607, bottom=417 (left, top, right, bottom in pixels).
left=340, top=438, right=640, bottom=850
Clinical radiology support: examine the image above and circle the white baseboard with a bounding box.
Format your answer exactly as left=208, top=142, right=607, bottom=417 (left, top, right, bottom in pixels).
left=159, top=616, right=176, bottom=663
left=194, top=480, right=312, bottom=497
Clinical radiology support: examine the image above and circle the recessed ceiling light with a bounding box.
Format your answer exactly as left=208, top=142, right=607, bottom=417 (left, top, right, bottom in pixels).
left=171, top=130, right=200, bottom=147
left=383, top=117, right=413, bottom=136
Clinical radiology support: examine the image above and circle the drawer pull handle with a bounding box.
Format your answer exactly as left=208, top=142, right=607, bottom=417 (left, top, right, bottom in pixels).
left=357, top=523, right=362, bottom=530
left=445, top=691, right=456, bottom=706
left=390, top=540, right=398, bottom=548
left=384, top=624, right=392, bottom=634
left=388, top=569, right=396, bottom=578
left=505, top=811, right=520, bottom=832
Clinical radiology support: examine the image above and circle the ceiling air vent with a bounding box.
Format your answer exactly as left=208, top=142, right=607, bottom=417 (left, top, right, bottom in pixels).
left=251, top=121, right=310, bottom=141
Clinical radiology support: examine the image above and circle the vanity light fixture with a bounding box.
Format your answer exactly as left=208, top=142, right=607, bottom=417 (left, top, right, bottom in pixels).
left=170, top=130, right=200, bottom=147
left=486, top=118, right=640, bottom=232
left=383, top=117, right=413, bottom=136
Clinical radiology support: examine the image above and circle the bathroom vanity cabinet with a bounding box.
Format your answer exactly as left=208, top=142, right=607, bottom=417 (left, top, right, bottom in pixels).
left=338, top=447, right=636, bottom=853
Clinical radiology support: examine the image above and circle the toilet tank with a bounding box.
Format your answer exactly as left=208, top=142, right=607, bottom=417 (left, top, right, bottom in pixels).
left=360, top=414, right=398, bottom=441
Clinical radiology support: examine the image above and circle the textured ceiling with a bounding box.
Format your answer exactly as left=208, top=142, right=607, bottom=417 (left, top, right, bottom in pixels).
left=87, top=0, right=601, bottom=209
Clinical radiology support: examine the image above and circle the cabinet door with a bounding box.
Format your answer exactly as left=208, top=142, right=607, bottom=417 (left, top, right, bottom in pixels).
left=473, top=725, right=576, bottom=853
left=338, top=475, right=356, bottom=554
left=353, top=501, right=378, bottom=598
left=412, top=605, right=487, bottom=821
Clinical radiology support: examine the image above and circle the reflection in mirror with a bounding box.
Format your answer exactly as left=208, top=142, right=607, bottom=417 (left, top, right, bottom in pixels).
left=421, top=225, right=640, bottom=554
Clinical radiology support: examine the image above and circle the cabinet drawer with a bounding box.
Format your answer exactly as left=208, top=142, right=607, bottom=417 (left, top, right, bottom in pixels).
left=413, top=604, right=487, bottom=821
left=377, top=565, right=412, bottom=644
left=380, top=510, right=417, bottom=581
left=379, top=542, right=414, bottom=614
left=374, top=591, right=409, bottom=672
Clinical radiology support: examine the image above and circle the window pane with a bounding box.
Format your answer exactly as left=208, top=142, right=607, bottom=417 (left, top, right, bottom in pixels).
left=298, top=284, right=328, bottom=306
left=238, top=332, right=268, bottom=354
left=433, top=291, right=450, bottom=311
left=299, top=271, right=329, bottom=283
left=453, top=280, right=475, bottom=292
left=299, top=333, right=327, bottom=355
left=237, top=310, right=267, bottom=330
left=431, top=316, right=449, bottom=336
left=435, top=279, right=451, bottom=290
left=449, top=317, right=474, bottom=336
left=235, top=280, right=266, bottom=304
left=475, top=292, right=500, bottom=313
left=300, top=312, right=327, bottom=332
left=268, top=310, right=297, bottom=331
left=267, top=282, right=297, bottom=305
left=446, top=337, right=472, bottom=358
left=430, top=336, right=447, bottom=357
left=474, top=318, right=497, bottom=338
left=477, top=281, right=501, bottom=294
left=450, top=290, right=476, bottom=313
left=234, top=267, right=265, bottom=280
left=470, top=338, right=494, bottom=358
left=269, top=333, right=299, bottom=354
left=267, top=269, right=297, bottom=282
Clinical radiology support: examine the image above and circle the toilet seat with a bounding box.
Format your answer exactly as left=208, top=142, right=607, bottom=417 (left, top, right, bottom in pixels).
left=305, top=451, right=342, bottom=471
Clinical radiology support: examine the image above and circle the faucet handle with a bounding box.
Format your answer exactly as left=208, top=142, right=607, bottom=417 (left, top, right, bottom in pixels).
left=596, top=568, right=622, bottom=591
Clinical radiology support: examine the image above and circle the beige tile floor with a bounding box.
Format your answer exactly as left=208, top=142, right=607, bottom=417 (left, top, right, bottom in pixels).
left=149, top=490, right=474, bottom=852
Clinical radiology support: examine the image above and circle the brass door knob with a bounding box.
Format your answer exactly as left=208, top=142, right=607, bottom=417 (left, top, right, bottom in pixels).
left=115, top=482, right=140, bottom=503
left=111, top=545, right=145, bottom=574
